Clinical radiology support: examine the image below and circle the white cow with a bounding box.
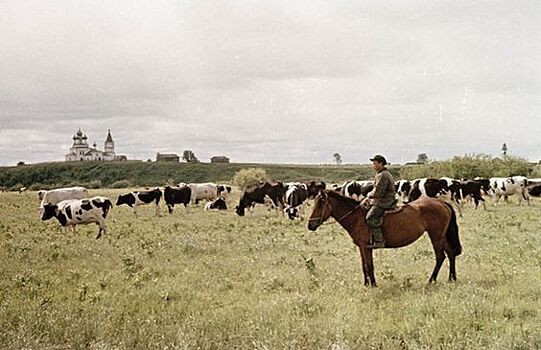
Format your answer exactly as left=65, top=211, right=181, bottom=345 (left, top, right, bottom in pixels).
left=40, top=196, right=112, bottom=238
left=39, top=186, right=88, bottom=208
left=488, top=176, right=530, bottom=205
left=179, top=182, right=219, bottom=204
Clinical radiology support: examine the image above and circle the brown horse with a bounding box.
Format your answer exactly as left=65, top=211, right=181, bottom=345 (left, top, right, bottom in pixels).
left=307, top=190, right=462, bottom=286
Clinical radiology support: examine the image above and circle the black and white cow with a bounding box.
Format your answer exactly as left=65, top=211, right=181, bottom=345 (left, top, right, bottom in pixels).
left=164, top=186, right=192, bottom=214
left=217, top=185, right=232, bottom=199
left=284, top=184, right=309, bottom=220
left=450, top=180, right=487, bottom=211
left=395, top=180, right=411, bottom=201
left=407, top=178, right=451, bottom=202
left=488, top=176, right=530, bottom=205
left=235, top=182, right=286, bottom=216
left=342, top=180, right=374, bottom=201
left=204, top=198, right=228, bottom=211
left=40, top=196, right=112, bottom=239
left=529, top=184, right=541, bottom=197
left=304, top=180, right=326, bottom=198
left=116, top=188, right=162, bottom=217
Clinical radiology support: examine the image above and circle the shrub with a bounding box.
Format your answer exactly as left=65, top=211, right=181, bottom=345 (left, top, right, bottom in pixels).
left=110, top=180, right=133, bottom=188
left=399, top=154, right=534, bottom=180
left=232, top=168, right=268, bottom=190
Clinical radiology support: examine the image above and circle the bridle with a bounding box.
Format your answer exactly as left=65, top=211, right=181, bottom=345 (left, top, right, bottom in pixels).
left=308, top=193, right=361, bottom=227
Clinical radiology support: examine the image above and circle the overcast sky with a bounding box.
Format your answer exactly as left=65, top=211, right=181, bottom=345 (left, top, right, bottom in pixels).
left=0, top=1, right=539, bottom=166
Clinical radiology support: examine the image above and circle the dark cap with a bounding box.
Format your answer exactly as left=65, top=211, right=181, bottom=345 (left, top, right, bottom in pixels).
left=370, top=154, right=388, bottom=165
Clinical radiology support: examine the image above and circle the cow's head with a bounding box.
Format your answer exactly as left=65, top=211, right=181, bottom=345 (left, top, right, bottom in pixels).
left=116, top=193, right=134, bottom=206
left=284, top=207, right=299, bottom=220
left=41, top=203, right=58, bottom=221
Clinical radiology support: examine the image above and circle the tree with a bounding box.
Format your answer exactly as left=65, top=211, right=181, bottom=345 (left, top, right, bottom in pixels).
left=416, top=153, right=428, bottom=164
left=16, top=161, right=25, bottom=166
left=333, top=153, right=342, bottom=165
left=182, top=150, right=199, bottom=163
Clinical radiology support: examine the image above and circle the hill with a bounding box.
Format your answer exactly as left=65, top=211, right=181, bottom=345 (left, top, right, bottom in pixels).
left=0, top=161, right=401, bottom=190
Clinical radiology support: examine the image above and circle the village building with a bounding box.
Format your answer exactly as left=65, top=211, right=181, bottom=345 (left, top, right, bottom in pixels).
left=65, top=129, right=126, bottom=161
left=210, top=156, right=230, bottom=163
left=156, top=153, right=180, bottom=162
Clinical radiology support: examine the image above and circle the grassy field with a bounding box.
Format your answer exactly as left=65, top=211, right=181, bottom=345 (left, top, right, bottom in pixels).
left=0, top=189, right=540, bottom=349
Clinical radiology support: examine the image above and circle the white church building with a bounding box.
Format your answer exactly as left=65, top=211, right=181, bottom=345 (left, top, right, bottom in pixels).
left=65, top=129, right=126, bottom=161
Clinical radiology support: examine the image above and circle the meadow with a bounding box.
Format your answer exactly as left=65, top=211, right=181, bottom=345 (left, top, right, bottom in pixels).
left=0, top=188, right=540, bottom=349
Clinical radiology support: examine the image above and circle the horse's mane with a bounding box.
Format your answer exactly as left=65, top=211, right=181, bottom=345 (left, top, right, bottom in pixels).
left=326, top=189, right=361, bottom=209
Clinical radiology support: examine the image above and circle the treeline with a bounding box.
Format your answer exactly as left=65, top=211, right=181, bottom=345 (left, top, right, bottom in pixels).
left=400, top=154, right=539, bottom=180
left=0, top=161, right=383, bottom=190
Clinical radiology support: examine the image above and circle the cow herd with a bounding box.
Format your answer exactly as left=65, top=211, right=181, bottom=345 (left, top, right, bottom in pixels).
left=33, top=175, right=540, bottom=238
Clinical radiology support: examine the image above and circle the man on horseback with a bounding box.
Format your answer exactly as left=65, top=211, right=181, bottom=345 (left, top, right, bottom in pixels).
left=362, top=155, right=396, bottom=249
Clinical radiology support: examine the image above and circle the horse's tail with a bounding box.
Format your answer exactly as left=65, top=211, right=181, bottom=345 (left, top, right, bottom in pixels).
left=443, top=202, right=462, bottom=256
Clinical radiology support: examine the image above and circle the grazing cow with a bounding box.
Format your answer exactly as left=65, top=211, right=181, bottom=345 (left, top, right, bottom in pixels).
left=407, top=178, right=450, bottom=202
left=284, top=184, right=309, bottom=219
left=19, top=187, right=27, bottom=193
left=116, top=188, right=162, bottom=217
left=488, top=176, right=530, bottom=205
left=450, top=180, right=487, bottom=211
left=40, top=196, right=112, bottom=239
left=39, top=186, right=88, bottom=208
left=529, top=184, right=541, bottom=197
left=235, top=182, right=286, bottom=216
left=164, top=186, right=192, bottom=213
left=204, top=198, right=228, bottom=211
left=342, top=180, right=374, bottom=200
left=395, top=180, right=411, bottom=201
left=217, top=185, right=232, bottom=199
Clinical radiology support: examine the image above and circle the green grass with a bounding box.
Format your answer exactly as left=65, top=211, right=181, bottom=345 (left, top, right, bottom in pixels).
left=0, top=161, right=401, bottom=190
left=0, top=189, right=540, bottom=349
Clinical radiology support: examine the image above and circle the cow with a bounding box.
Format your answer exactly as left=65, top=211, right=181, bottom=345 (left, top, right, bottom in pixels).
left=304, top=180, right=326, bottom=198
left=342, top=180, right=374, bottom=200
left=407, top=178, right=450, bottom=202
left=284, top=184, right=309, bottom=220
left=395, top=180, right=411, bottom=201
left=164, top=186, right=192, bottom=213
left=450, top=180, right=487, bottom=211
left=179, top=182, right=220, bottom=204
left=235, top=182, right=286, bottom=216
left=217, top=185, right=232, bottom=199
left=40, top=196, right=112, bottom=239
left=529, top=184, right=541, bottom=197
left=38, top=190, right=47, bottom=200
left=39, top=186, right=88, bottom=208
left=204, top=198, right=228, bottom=211
left=116, top=188, right=162, bottom=217
left=488, top=176, right=530, bottom=205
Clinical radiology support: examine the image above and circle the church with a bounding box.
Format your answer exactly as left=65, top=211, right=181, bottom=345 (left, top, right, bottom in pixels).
left=65, top=129, right=126, bottom=161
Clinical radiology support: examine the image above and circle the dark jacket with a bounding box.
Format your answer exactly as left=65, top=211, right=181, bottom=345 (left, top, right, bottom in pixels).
left=367, top=168, right=396, bottom=208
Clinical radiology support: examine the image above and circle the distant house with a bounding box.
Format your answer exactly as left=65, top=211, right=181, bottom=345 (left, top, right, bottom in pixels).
left=156, top=153, right=180, bottom=162
left=210, top=156, right=230, bottom=163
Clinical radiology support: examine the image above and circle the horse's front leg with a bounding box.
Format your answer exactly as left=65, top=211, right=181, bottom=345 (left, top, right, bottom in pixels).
left=359, top=245, right=377, bottom=286
left=357, top=246, right=370, bottom=286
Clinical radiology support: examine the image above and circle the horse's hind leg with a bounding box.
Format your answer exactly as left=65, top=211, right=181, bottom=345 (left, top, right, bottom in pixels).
left=448, top=254, right=457, bottom=281
left=427, top=233, right=446, bottom=283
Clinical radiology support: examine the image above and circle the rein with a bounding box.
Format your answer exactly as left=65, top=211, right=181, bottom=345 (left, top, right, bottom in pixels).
left=309, top=195, right=362, bottom=226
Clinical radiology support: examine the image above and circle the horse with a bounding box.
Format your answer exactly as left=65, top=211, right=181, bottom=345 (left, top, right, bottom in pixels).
left=307, top=190, right=462, bottom=286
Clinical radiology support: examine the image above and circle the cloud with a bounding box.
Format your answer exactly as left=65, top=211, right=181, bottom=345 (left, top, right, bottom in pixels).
left=0, top=0, right=540, bottom=166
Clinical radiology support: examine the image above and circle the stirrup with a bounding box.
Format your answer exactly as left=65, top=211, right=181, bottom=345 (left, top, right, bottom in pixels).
left=367, top=240, right=385, bottom=249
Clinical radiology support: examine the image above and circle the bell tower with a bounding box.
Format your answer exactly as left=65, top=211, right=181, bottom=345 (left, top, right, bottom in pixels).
left=104, top=129, right=115, bottom=154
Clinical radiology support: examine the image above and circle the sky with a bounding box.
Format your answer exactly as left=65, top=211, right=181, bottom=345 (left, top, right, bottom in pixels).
left=0, top=0, right=540, bottom=166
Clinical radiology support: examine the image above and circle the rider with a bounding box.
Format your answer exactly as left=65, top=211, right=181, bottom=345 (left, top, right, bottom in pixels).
left=362, top=155, right=396, bottom=249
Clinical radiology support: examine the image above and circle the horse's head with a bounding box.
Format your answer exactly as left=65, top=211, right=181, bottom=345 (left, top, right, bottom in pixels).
left=308, top=190, right=332, bottom=231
